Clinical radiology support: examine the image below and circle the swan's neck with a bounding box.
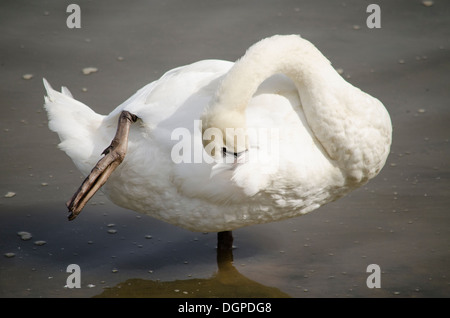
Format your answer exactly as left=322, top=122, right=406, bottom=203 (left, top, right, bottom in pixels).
left=214, top=35, right=339, bottom=111
left=202, top=35, right=391, bottom=183
left=203, top=35, right=343, bottom=152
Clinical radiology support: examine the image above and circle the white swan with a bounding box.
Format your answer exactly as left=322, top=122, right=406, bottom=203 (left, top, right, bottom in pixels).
left=43, top=35, right=392, bottom=233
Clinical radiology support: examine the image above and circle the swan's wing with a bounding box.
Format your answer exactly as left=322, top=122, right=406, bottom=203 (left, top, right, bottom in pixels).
left=121, top=60, right=233, bottom=122
left=101, top=59, right=233, bottom=150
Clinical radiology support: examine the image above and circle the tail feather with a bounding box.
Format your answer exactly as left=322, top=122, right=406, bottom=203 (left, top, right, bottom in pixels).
left=60, top=85, right=73, bottom=98
left=43, top=78, right=106, bottom=175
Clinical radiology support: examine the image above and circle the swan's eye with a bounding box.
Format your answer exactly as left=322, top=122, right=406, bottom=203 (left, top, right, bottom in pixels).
left=222, top=147, right=237, bottom=158
left=222, top=147, right=247, bottom=158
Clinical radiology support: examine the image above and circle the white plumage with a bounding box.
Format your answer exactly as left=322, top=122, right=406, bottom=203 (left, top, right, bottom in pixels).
left=44, top=35, right=392, bottom=232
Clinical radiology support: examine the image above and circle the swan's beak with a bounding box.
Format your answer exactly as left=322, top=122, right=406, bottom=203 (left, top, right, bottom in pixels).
left=210, top=162, right=234, bottom=178
left=66, top=111, right=137, bottom=220
left=66, top=147, right=124, bottom=220
left=210, top=150, right=249, bottom=178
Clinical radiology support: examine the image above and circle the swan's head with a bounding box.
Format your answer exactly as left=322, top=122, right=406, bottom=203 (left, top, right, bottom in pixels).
left=200, top=100, right=281, bottom=198
left=200, top=106, right=249, bottom=160
left=200, top=102, right=270, bottom=197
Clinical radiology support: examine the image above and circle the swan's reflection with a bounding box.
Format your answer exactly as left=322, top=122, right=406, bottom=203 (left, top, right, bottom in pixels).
left=95, top=231, right=290, bottom=298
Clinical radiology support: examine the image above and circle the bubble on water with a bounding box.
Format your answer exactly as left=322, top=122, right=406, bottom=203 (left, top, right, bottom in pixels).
left=4, top=192, right=16, bottom=198
left=82, top=67, right=98, bottom=75
left=107, top=229, right=117, bottom=234
left=4, top=252, right=15, bottom=258
left=34, top=240, right=47, bottom=246
left=17, top=231, right=32, bottom=241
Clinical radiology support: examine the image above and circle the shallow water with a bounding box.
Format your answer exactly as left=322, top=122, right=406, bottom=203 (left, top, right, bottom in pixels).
left=1, top=0, right=449, bottom=298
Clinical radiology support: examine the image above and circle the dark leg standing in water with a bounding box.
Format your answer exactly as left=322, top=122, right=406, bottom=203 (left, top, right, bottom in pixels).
left=217, top=231, right=234, bottom=270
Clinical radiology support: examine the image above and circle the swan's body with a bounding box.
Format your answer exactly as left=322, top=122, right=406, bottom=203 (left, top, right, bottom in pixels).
left=44, top=35, right=391, bottom=232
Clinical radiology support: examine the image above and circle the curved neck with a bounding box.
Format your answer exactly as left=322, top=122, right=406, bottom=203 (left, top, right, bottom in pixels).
left=202, top=35, right=344, bottom=152
left=202, top=35, right=391, bottom=184
left=216, top=36, right=337, bottom=108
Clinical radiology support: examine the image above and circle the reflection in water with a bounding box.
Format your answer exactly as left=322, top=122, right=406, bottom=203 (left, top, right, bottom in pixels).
left=95, top=231, right=290, bottom=298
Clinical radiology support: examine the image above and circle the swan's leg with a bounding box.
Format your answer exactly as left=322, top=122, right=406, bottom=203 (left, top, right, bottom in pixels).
left=66, top=111, right=138, bottom=221
left=217, top=231, right=234, bottom=269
